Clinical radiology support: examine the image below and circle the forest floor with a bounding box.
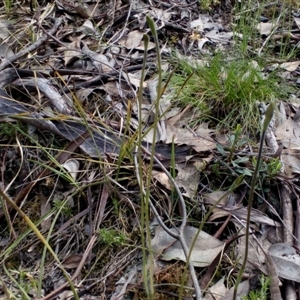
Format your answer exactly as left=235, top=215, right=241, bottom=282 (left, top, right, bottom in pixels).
left=1, top=1, right=300, bottom=299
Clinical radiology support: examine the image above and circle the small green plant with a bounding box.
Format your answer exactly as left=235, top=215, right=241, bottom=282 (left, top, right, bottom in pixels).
left=242, top=275, right=270, bottom=300
left=97, top=228, right=127, bottom=246
left=251, top=155, right=282, bottom=177
left=53, top=200, right=72, bottom=218
left=170, top=54, right=280, bottom=133
left=199, top=0, right=220, bottom=11
left=0, top=122, right=27, bottom=139
left=3, top=0, right=12, bottom=15
left=214, top=123, right=281, bottom=181
left=18, top=269, right=38, bottom=297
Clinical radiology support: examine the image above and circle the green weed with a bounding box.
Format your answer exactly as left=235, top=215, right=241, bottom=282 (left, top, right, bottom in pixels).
left=242, top=275, right=270, bottom=300
left=97, top=228, right=127, bottom=246
left=212, top=123, right=281, bottom=200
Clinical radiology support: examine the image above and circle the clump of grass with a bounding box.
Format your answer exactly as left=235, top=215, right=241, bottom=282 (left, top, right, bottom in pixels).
left=97, top=228, right=127, bottom=246
left=169, top=53, right=282, bottom=134
left=233, top=0, right=298, bottom=59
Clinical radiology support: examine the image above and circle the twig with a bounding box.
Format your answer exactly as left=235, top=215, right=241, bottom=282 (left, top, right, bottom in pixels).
left=233, top=103, right=274, bottom=299
left=60, top=62, right=156, bottom=91
left=0, top=18, right=62, bottom=72
left=281, top=184, right=297, bottom=300
left=281, top=185, right=294, bottom=245
left=0, top=68, right=49, bottom=88
left=12, top=77, right=72, bottom=115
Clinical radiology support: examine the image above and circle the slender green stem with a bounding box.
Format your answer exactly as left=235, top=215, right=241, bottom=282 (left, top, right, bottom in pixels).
left=233, top=103, right=274, bottom=299
left=137, top=32, right=154, bottom=298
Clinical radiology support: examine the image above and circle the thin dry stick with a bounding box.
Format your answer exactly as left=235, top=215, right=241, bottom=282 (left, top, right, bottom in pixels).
left=281, top=183, right=296, bottom=300
left=281, top=185, right=294, bottom=245
left=233, top=103, right=274, bottom=300
left=0, top=18, right=62, bottom=71
left=134, top=145, right=202, bottom=300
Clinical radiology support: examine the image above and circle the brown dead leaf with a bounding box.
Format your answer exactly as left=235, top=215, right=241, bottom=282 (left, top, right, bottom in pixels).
left=127, top=71, right=147, bottom=88
left=280, top=61, right=300, bottom=72
left=190, top=14, right=217, bottom=33
left=294, top=17, right=300, bottom=30
left=152, top=171, right=172, bottom=190
left=209, top=209, right=231, bottom=221
left=209, top=204, right=281, bottom=227
left=204, top=277, right=227, bottom=300
left=204, top=191, right=236, bottom=206
left=281, top=149, right=300, bottom=177
left=175, top=163, right=200, bottom=198
left=0, top=19, right=14, bottom=40
left=61, top=159, right=80, bottom=180
left=235, top=225, right=269, bottom=274
left=78, top=19, right=97, bottom=35
left=195, top=123, right=215, bottom=137
left=269, top=243, right=300, bottom=283
left=85, top=3, right=102, bottom=18
left=159, top=94, right=181, bottom=119
left=150, top=7, right=172, bottom=23
left=224, top=206, right=281, bottom=227
left=222, top=280, right=250, bottom=300
left=40, top=193, right=52, bottom=231
left=151, top=226, right=224, bottom=267
left=190, top=14, right=236, bottom=51
left=119, top=30, right=155, bottom=50
left=89, top=52, right=115, bottom=73
left=275, top=117, right=300, bottom=147
left=63, top=39, right=82, bottom=66
left=166, top=122, right=215, bottom=152
left=0, top=43, right=14, bottom=60
left=257, top=22, right=276, bottom=35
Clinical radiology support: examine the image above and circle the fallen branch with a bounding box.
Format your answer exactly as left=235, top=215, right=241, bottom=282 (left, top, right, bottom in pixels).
left=0, top=18, right=62, bottom=71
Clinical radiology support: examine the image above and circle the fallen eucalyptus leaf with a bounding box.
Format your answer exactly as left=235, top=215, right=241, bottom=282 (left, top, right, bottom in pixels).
left=269, top=243, right=300, bottom=283
left=151, top=226, right=224, bottom=267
